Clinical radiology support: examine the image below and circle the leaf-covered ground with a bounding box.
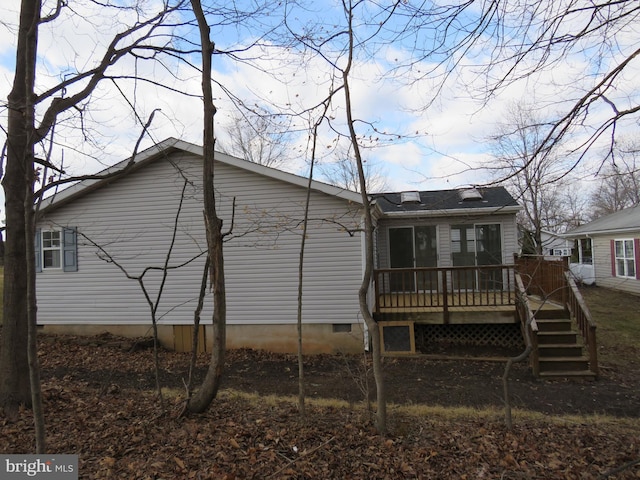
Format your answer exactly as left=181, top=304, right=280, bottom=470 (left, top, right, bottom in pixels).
left=2, top=335, right=640, bottom=479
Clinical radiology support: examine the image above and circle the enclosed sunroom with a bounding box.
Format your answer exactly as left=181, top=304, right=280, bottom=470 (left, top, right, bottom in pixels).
left=371, top=187, right=523, bottom=354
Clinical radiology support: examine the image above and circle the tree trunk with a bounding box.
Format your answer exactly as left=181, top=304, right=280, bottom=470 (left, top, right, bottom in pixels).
left=186, top=0, right=227, bottom=413
left=296, top=134, right=319, bottom=419
left=358, top=207, right=386, bottom=433
left=342, top=67, right=386, bottom=434
left=26, top=176, right=45, bottom=452
left=0, top=0, right=40, bottom=417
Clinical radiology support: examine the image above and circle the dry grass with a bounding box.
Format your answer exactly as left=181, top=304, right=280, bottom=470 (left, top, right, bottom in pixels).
left=580, top=285, right=640, bottom=368
left=207, top=388, right=640, bottom=434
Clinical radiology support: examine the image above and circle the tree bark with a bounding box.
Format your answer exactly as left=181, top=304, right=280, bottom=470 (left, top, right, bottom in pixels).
left=186, top=0, right=227, bottom=413
left=0, top=0, right=41, bottom=417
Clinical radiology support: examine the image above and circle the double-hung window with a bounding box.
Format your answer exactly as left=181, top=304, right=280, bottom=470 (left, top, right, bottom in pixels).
left=35, top=227, right=78, bottom=272
left=614, top=239, right=636, bottom=278
left=42, top=230, right=62, bottom=269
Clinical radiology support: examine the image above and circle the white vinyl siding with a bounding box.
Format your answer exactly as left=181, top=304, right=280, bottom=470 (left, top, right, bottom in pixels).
left=36, top=152, right=363, bottom=327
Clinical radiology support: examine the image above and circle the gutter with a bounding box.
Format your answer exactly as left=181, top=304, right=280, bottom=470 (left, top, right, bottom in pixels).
left=376, top=205, right=521, bottom=218
left=562, top=226, right=640, bottom=238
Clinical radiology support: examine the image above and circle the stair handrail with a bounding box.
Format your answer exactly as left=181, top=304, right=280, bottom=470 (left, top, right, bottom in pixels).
left=564, top=272, right=599, bottom=376
left=515, top=272, right=539, bottom=375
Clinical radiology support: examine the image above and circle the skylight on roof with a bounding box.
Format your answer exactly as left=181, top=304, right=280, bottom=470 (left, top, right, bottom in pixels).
left=459, top=188, right=483, bottom=201
left=400, top=191, right=421, bottom=204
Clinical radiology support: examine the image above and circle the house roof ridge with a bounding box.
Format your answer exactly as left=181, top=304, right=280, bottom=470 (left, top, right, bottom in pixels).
left=38, top=137, right=363, bottom=213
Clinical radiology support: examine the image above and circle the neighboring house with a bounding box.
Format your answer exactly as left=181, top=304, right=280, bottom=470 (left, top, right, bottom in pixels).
left=540, top=230, right=573, bottom=258
left=568, top=235, right=595, bottom=286
left=564, top=205, right=640, bottom=294
left=35, top=138, right=523, bottom=354
left=518, top=228, right=573, bottom=257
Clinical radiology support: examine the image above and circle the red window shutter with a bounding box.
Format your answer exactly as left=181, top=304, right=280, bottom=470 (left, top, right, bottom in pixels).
left=611, top=239, right=616, bottom=277
left=635, top=238, right=640, bottom=280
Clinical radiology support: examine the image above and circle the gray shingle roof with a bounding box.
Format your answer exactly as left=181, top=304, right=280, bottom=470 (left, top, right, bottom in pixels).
left=371, top=186, right=519, bottom=214
left=565, top=204, right=640, bottom=237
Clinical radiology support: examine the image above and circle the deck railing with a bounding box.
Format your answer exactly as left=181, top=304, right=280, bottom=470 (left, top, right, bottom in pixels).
left=514, top=254, right=568, bottom=304
left=515, top=272, right=539, bottom=375
left=374, top=264, right=516, bottom=321
left=374, top=257, right=597, bottom=376
left=565, top=271, right=599, bottom=375
left=514, top=255, right=598, bottom=377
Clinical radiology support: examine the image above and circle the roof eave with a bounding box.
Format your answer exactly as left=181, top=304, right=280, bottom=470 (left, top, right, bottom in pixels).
left=378, top=205, right=521, bottom=218
left=563, top=226, right=640, bottom=238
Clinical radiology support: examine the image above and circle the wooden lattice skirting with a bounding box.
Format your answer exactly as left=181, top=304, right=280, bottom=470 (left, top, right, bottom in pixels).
left=415, top=324, right=524, bottom=351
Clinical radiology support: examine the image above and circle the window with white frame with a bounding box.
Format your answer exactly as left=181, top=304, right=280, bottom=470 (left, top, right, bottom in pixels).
left=614, top=239, right=636, bottom=278
left=35, top=227, right=78, bottom=272
left=42, top=230, right=62, bottom=269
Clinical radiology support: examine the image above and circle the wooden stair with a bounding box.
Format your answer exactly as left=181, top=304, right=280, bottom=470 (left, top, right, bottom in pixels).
left=535, top=310, right=596, bottom=379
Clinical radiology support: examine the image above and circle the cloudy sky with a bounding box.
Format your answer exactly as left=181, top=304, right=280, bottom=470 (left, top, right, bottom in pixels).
left=1, top=0, right=639, bottom=215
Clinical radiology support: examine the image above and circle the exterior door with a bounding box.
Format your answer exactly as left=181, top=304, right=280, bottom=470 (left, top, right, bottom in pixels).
left=475, top=224, right=503, bottom=289
left=451, top=225, right=477, bottom=289
left=413, top=226, right=438, bottom=289
left=388, top=226, right=437, bottom=291
left=451, top=224, right=502, bottom=290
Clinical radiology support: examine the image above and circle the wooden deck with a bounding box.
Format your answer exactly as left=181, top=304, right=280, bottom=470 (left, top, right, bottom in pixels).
left=374, top=292, right=564, bottom=324
left=374, top=257, right=598, bottom=379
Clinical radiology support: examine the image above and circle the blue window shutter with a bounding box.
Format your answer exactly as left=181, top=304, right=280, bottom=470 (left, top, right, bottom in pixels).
left=35, top=229, right=42, bottom=273
left=62, top=227, right=78, bottom=272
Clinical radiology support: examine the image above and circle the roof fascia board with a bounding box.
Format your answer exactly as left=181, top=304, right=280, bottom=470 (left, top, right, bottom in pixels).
left=378, top=205, right=521, bottom=218
left=563, top=226, right=640, bottom=238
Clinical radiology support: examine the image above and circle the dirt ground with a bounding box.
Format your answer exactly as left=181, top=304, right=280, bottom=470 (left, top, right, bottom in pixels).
left=40, top=310, right=640, bottom=419
left=22, top=323, right=640, bottom=479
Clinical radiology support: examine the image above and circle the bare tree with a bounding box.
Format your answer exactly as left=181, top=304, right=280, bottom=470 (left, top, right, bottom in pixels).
left=590, top=139, right=640, bottom=219
left=488, top=102, right=572, bottom=253
left=218, top=110, right=293, bottom=169
left=560, top=182, right=591, bottom=231
left=79, top=171, right=202, bottom=410
left=342, top=43, right=388, bottom=434
left=282, top=0, right=409, bottom=433
left=320, top=144, right=389, bottom=193
left=404, top=1, right=640, bottom=165
left=185, top=0, right=227, bottom=413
